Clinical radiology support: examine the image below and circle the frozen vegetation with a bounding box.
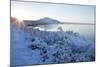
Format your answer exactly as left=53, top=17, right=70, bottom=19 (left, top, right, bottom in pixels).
left=11, top=17, right=95, bottom=66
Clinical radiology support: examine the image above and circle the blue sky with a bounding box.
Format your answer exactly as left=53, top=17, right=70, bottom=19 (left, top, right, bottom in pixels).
left=11, top=1, right=95, bottom=24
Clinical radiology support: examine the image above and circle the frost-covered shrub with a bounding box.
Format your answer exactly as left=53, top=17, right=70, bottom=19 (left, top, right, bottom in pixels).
left=27, top=28, right=95, bottom=64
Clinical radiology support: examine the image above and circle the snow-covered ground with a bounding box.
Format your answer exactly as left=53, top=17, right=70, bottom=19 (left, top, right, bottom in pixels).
left=10, top=18, right=95, bottom=66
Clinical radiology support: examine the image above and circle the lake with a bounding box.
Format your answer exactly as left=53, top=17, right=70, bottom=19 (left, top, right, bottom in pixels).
left=38, top=23, right=95, bottom=41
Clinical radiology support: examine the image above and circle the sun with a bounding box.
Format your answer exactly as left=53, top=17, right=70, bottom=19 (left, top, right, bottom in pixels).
left=11, top=9, right=26, bottom=21
left=11, top=7, right=44, bottom=21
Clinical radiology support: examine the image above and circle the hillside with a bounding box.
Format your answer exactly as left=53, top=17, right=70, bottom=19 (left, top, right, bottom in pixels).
left=10, top=17, right=95, bottom=66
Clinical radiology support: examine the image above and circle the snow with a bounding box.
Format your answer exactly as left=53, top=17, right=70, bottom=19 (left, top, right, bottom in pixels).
left=10, top=19, right=95, bottom=66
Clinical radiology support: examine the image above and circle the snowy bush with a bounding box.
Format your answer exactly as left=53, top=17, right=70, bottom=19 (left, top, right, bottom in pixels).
left=27, top=29, right=95, bottom=64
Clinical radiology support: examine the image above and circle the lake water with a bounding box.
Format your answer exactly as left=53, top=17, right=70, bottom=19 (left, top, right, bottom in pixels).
left=39, top=24, right=95, bottom=41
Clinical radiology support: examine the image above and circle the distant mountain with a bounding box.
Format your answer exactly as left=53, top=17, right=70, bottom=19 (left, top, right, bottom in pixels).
left=23, top=17, right=60, bottom=26
left=37, top=17, right=60, bottom=24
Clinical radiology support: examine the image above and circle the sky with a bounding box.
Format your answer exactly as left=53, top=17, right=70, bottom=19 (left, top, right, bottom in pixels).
left=11, top=1, right=95, bottom=24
